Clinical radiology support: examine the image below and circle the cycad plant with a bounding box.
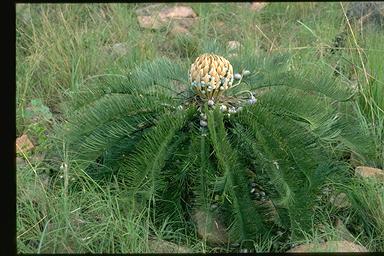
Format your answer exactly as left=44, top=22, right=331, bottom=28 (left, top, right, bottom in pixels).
left=60, top=51, right=359, bottom=249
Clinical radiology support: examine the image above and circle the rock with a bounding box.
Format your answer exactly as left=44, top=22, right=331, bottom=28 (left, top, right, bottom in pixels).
left=287, top=241, right=368, bottom=252
left=16, top=134, right=34, bottom=154
left=355, top=166, right=384, bottom=180
left=136, top=5, right=197, bottom=32
left=330, top=192, right=351, bottom=209
left=250, top=2, right=268, bottom=12
left=227, top=41, right=241, bottom=51
left=159, top=6, right=197, bottom=19
left=192, top=210, right=228, bottom=245
left=148, top=239, right=192, bottom=253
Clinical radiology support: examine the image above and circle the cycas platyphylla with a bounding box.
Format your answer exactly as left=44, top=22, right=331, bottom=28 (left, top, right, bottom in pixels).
left=60, top=52, right=365, bottom=250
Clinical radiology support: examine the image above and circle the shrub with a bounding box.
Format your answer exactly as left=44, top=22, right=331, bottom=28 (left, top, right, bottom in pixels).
left=59, top=51, right=364, bottom=249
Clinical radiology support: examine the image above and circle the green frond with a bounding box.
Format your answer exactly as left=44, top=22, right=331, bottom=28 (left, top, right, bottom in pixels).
left=207, top=108, right=268, bottom=242
left=229, top=52, right=290, bottom=78
left=64, top=76, right=143, bottom=114
left=231, top=122, right=291, bottom=230
left=64, top=57, right=188, bottom=114
left=65, top=93, right=168, bottom=137
left=121, top=108, right=196, bottom=199
left=229, top=55, right=353, bottom=102
left=131, top=57, right=189, bottom=87
left=150, top=130, right=194, bottom=230
left=258, top=91, right=337, bottom=127
left=233, top=104, right=338, bottom=239
left=188, top=128, right=216, bottom=210
left=72, top=114, right=153, bottom=165
left=62, top=93, right=173, bottom=170
left=336, top=110, right=381, bottom=167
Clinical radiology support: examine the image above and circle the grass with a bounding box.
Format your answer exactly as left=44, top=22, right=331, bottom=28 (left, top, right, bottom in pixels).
left=16, top=2, right=384, bottom=253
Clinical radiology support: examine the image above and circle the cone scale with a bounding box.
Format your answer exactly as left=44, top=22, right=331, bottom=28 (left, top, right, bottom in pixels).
left=189, top=53, right=234, bottom=100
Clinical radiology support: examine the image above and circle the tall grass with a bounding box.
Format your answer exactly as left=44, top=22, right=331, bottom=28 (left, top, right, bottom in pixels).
left=341, top=21, right=384, bottom=168
left=16, top=4, right=157, bottom=134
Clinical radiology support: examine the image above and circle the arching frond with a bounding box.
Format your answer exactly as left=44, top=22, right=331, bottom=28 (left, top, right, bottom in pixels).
left=63, top=94, right=172, bottom=170
left=233, top=104, right=339, bottom=239
left=120, top=108, right=196, bottom=199
left=229, top=54, right=353, bottom=102
left=207, top=108, right=268, bottom=242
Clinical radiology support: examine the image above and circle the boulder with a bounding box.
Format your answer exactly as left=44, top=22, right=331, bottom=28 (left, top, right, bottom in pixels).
left=16, top=134, right=34, bottom=154
left=136, top=5, right=197, bottom=31
left=148, top=239, right=192, bottom=253
left=287, top=240, right=368, bottom=252
left=158, top=6, right=197, bottom=19
left=250, top=2, right=268, bottom=12
left=355, top=166, right=384, bottom=180
left=192, top=210, right=228, bottom=245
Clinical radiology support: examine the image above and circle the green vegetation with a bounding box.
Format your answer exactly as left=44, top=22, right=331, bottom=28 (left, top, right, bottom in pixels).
left=16, top=3, right=383, bottom=253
